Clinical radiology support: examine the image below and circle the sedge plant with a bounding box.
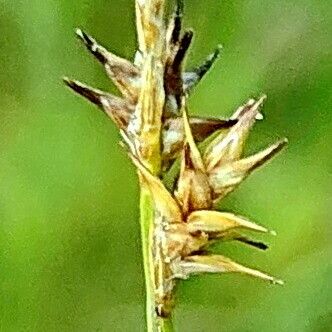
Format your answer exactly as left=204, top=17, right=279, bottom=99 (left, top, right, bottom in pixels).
left=64, top=0, right=287, bottom=331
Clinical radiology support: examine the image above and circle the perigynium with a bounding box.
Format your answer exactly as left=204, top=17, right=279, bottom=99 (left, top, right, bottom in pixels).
left=64, top=1, right=287, bottom=331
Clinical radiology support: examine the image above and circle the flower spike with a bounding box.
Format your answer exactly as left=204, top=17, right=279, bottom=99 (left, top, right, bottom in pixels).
left=63, top=78, right=133, bottom=128
left=173, top=30, right=194, bottom=70
left=65, top=1, right=287, bottom=327
left=175, top=105, right=212, bottom=215
left=231, top=98, right=263, bottom=120
left=186, top=210, right=270, bottom=234
left=181, top=103, right=205, bottom=170
left=166, top=0, right=184, bottom=46
left=178, top=255, right=283, bottom=285
left=205, top=95, right=266, bottom=172
left=231, top=234, right=269, bottom=250
left=209, top=138, right=288, bottom=201
left=164, top=29, right=194, bottom=115
left=184, top=44, right=223, bottom=93
left=162, top=116, right=237, bottom=170
left=207, top=230, right=270, bottom=250
left=76, top=28, right=140, bottom=103
left=129, top=152, right=183, bottom=224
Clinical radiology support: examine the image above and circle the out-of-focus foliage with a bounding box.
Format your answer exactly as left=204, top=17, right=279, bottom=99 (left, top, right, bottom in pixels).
left=0, top=0, right=330, bottom=331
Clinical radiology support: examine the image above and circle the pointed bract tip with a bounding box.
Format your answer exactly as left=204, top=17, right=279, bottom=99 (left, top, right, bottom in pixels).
left=272, top=278, right=284, bottom=286
left=176, top=0, right=184, bottom=13
left=235, top=236, right=269, bottom=250
left=181, top=104, right=205, bottom=170
left=63, top=77, right=84, bottom=92
left=180, top=255, right=285, bottom=285
left=182, top=29, right=194, bottom=45
left=75, top=28, right=93, bottom=46
left=259, top=94, right=267, bottom=102
left=63, top=77, right=76, bottom=93
left=75, top=28, right=84, bottom=38
left=63, top=77, right=104, bottom=106
left=186, top=211, right=269, bottom=235
left=183, top=44, right=223, bottom=93
left=233, top=95, right=266, bottom=121
left=63, top=76, right=70, bottom=85
left=168, top=0, right=185, bottom=45
left=63, top=76, right=80, bottom=87
left=275, top=138, right=289, bottom=151
left=195, top=45, right=222, bottom=78
left=256, top=112, right=264, bottom=120
left=172, top=29, right=194, bottom=68
left=75, top=28, right=108, bottom=64
left=214, top=44, right=223, bottom=58
left=255, top=95, right=267, bottom=108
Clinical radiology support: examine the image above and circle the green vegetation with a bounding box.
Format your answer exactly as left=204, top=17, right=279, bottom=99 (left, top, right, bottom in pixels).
left=0, top=1, right=330, bottom=331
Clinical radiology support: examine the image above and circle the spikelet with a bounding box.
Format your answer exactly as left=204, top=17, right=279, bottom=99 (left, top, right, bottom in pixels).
left=64, top=0, right=287, bottom=322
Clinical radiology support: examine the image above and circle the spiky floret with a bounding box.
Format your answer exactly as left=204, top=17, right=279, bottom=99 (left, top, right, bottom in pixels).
left=64, top=0, right=287, bottom=322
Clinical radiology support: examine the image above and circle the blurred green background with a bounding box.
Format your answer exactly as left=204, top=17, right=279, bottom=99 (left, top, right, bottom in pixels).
left=0, top=0, right=331, bottom=331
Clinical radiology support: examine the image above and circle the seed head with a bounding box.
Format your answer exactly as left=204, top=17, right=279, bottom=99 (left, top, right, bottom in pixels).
left=64, top=0, right=287, bottom=319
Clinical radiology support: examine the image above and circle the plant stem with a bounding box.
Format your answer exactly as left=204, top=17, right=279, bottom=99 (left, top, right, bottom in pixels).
left=140, top=187, right=174, bottom=332
left=158, top=317, right=174, bottom=332
left=135, top=0, right=172, bottom=330
left=139, top=187, right=155, bottom=331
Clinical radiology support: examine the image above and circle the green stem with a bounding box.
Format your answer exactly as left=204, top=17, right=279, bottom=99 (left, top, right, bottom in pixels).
left=158, top=317, right=174, bottom=332
left=140, top=187, right=174, bottom=332
left=140, top=187, right=154, bottom=331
